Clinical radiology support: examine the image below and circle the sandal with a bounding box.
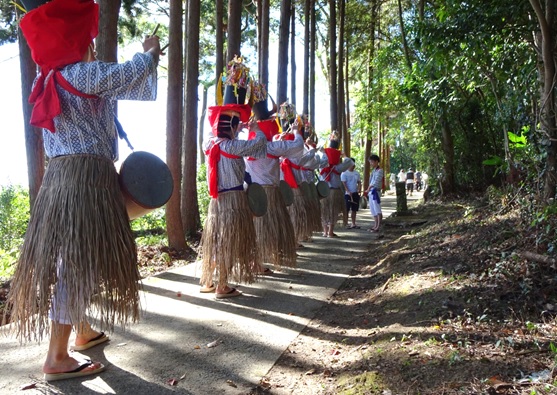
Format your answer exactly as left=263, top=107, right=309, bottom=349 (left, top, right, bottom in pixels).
left=215, top=288, right=242, bottom=299
left=200, top=284, right=216, bottom=293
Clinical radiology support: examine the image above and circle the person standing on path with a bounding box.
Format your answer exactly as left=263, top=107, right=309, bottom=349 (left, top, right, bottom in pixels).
left=340, top=158, right=362, bottom=229
left=364, top=154, right=384, bottom=232
left=406, top=168, right=415, bottom=196
left=201, top=105, right=267, bottom=298
left=4, top=0, right=161, bottom=381
left=318, top=133, right=355, bottom=237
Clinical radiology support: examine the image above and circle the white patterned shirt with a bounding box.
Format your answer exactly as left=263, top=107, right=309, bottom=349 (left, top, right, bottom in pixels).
left=319, top=157, right=355, bottom=188
left=245, top=134, right=304, bottom=186
left=204, top=132, right=267, bottom=191
left=42, top=52, right=158, bottom=160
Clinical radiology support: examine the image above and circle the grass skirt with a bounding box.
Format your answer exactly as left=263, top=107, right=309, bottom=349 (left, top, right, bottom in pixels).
left=288, top=188, right=311, bottom=242
left=200, top=190, right=259, bottom=288
left=4, top=155, right=139, bottom=342
left=306, top=184, right=322, bottom=233
left=254, top=185, right=297, bottom=268
left=320, top=188, right=346, bottom=225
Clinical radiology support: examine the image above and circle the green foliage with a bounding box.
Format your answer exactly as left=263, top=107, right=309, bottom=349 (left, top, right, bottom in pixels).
left=0, top=185, right=30, bottom=279
left=197, top=163, right=210, bottom=226
left=130, top=208, right=167, bottom=246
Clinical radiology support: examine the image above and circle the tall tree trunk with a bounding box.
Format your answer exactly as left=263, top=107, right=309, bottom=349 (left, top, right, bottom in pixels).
left=309, top=0, right=316, bottom=126
left=329, top=0, right=338, bottom=132
left=18, top=27, right=44, bottom=208
left=96, top=0, right=120, bottom=62
left=363, top=0, right=379, bottom=189
left=345, top=42, right=351, bottom=134
left=290, top=3, right=296, bottom=105
left=277, top=0, right=291, bottom=104
left=529, top=0, right=557, bottom=200
left=216, top=0, right=224, bottom=86
left=227, top=0, right=243, bottom=61
left=260, top=0, right=270, bottom=86
left=338, top=0, right=347, bottom=153
left=182, top=0, right=201, bottom=237
left=198, top=85, right=209, bottom=165
left=397, top=0, right=412, bottom=71
left=440, top=109, right=456, bottom=194
left=303, top=0, right=310, bottom=116
left=165, top=0, right=186, bottom=251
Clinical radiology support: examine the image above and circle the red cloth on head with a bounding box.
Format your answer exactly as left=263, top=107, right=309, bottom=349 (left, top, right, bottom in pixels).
left=207, top=104, right=251, bottom=136
left=256, top=119, right=279, bottom=141
left=20, top=0, right=99, bottom=132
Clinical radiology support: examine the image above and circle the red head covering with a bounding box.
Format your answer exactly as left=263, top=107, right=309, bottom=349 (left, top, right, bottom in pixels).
left=255, top=119, right=279, bottom=141
left=19, top=0, right=99, bottom=132
left=207, top=104, right=251, bottom=136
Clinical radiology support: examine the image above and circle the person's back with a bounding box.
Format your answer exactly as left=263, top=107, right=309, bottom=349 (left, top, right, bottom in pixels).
left=406, top=169, right=415, bottom=196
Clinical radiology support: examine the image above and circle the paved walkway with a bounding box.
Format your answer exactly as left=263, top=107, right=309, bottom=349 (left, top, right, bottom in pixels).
left=0, top=192, right=415, bottom=394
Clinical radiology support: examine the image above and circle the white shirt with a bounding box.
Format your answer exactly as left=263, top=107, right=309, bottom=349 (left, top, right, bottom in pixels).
left=340, top=169, right=361, bottom=194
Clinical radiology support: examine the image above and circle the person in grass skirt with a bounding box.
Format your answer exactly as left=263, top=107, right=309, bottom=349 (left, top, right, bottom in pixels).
left=4, top=0, right=161, bottom=381
left=245, top=84, right=303, bottom=271
left=200, top=101, right=267, bottom=298
left=319, top=133, right=355, bottom=238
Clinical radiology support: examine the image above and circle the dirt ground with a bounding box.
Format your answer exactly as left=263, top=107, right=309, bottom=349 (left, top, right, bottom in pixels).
left=248, top=198, right=557, bottom=395
left=2, top=197, right=557, bottom=395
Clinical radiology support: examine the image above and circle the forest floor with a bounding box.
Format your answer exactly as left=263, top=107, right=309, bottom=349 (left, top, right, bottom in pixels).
left=1, top=193, right=557, bottom=394
left=248, top=196, right=557, bottom=395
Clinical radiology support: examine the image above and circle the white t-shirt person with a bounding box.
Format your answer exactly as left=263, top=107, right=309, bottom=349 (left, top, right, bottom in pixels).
left=341, top=166, right=361, bottom=194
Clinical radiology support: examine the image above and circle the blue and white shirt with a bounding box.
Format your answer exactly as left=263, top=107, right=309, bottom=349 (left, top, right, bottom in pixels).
left=42, top=52, right=158, bottom=160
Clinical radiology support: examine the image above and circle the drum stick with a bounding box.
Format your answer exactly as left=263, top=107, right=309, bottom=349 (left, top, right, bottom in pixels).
left=151, top=24, right=160, bottom=37
left=161, top=43, right=169, bottom=52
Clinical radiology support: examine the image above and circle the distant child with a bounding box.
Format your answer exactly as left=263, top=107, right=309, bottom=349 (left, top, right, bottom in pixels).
left=364, top=154, right=384, bottom=232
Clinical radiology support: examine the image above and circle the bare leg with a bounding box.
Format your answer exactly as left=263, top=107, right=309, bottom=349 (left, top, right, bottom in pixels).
left=43, top=321, right=103, bottom=375
left=74, top=321, right=103, bottom=348
left=351, top=210, right=357, bottom=227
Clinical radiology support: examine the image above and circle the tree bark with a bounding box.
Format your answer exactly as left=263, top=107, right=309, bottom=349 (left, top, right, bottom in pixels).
left=290, top=3, right=297, bottom=105
left=277, top=0, right=291, bottom=104
left=338, top=0, right=347, bottom=154
left=529, top=0, right=557, bottom=201
left=260, top=0, right=270, bottom=87
left=165, top=0, right=186, bottom=251
left=227, top=0, right=243, bottom=61
left=18, top=27, right=44, bottom=208
left=96, top=0, right=120, bottom=62
left=440, top=109, right=456, bottom=194
left=329, top=0, right=338, bottom=132
left=216, top=0, right=224, bottom=88
left=182, top=0, right=201, bottom=237
left=309, top=0, right=316, bottom=125
left=302, top=0, right=310, bottom=116
left=198, top=85, right=208, bottom=165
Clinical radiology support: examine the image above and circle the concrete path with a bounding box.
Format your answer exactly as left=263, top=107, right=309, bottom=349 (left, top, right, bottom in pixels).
left=0, top=192, right=413, bottom=394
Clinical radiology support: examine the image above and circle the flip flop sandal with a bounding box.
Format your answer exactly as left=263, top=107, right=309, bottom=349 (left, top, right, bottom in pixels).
left=200, top=284, right=216, bottom=293
left=215, top=288, right=242, bottom=299
left=44, top=361, right=105, bottom=382
left=70, top=332, right=109, bottom=351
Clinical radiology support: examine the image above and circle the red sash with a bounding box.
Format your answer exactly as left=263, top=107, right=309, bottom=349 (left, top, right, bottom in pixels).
left=280, top=158, right=300, bottom=189
left=319, top=148, right=342, bottom=181
left=205, top=140, right=241, bottom=198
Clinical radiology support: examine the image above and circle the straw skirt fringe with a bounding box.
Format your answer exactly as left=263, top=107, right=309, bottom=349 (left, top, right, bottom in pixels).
left=307, top=184, right=322, bottom=233
left=288, top=188, right=310, bottom=242
left=254, top=185, right=297, bottom=268
left=200, top=190, right=260, bottom=288
left=4, top=155, right=139, bottom=342
left=320, top=188, right=346, bottom=225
